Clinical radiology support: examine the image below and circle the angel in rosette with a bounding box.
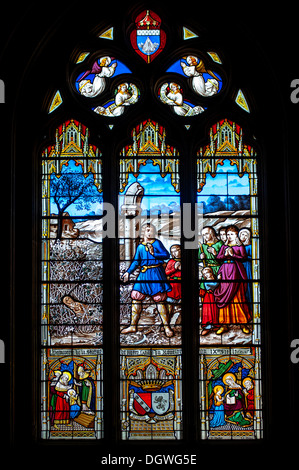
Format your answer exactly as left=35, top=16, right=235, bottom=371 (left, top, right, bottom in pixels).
left=180, top=55, right=220, bottom=97
left=94, top=83, right=139, bottom=117
left=159, top=82, right=204, bottom=116
left=77, top=56, right=117, bottom=98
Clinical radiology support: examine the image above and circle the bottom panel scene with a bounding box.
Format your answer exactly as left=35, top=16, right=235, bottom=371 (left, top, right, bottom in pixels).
left=41, top=348, right=103, bottom=439
left=120, top=348, right=182, bottom=440
left=199, top=347, right=263, bottom=440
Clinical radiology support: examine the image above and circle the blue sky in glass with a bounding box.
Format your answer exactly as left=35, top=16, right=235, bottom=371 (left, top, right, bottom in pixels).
left=49, top=160, right=248, bottom=217
left=197, top=160, right=250, bottom=212
left=50, top=160, right=103, bottom=217
left=119, top=160, right=180, bottom=214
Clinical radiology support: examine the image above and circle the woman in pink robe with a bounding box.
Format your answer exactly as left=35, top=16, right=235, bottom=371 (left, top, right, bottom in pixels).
left=213, top=225, right=251, bottom=334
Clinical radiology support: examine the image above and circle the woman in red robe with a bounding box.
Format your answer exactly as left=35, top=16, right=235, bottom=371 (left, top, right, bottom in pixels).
left=199, top=266, right=219, bottom=335
left=52, top=371, right=72, bottom=428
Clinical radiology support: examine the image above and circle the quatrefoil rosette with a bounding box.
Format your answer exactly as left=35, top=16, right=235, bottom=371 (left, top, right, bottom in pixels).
left=74, top=55, right=140, bottom=117
left=158, top=55, right=223, bottom=117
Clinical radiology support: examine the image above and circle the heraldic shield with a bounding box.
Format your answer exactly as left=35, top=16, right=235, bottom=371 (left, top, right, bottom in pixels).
left=130, top=10, right=166, bottom=63
left=133, top=390, right=171, bottom=416
left=121, top=351, right=182, bottom=438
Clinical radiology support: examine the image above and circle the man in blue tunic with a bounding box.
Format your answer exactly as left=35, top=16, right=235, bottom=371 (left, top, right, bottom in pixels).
left=121, top=223, right=174, bottom=337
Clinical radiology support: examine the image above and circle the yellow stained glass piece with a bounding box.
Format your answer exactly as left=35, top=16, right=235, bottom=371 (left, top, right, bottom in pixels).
left=48, top=90, right=62, bottom=114
left=235, top=89, right=250, bottom=113
left=207, top=51, right=222, bottom=64
left=183, top=27, right=198, bottom=40
left=76, top=52, right=90, bottom=64
left=99, top=27, right=114, bottom=40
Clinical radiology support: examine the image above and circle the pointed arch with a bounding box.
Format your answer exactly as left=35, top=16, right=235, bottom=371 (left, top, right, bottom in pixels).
left=5, top=1, right=291, bottom=454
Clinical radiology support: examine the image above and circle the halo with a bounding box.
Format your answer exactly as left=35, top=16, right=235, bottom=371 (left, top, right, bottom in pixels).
left=213, top=385, right=224, bottom=394
left=61, top=371, right=72, bottom=381
left=222, top=372, right=236, bottom=385
left=242, top=377, right=253, bottom=387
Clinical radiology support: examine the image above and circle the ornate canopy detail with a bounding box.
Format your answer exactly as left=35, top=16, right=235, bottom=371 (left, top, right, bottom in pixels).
left=42, top=119, right=102, bottom=190
left=120, top=120, right=180, bottom=193
left=197, top=119, right=257, bottom=193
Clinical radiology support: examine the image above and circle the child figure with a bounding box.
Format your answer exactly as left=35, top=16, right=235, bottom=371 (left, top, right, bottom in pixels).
left=165, top=244, right=182, bottom=324
left=209, top=385, right=226, bottom=428
left=200, top=266, right=219, bottom=336
left=67, top=388, right=80, bottom=420
left=165, top=245, right=181, bottom=295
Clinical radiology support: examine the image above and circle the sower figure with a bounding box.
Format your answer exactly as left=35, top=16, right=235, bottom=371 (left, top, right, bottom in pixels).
left=121, top=224, right=173, bottom=337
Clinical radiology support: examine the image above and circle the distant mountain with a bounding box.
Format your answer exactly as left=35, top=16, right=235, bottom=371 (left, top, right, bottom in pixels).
left=139, top=37, right=159, bottom=54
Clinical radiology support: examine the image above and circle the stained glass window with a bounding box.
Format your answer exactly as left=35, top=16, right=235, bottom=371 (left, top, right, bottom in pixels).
left=119, top=121, right=182, bottom=439
left=36, top=7, right=264, bottom=444
left=41, top=120, right=104, bottom=438
left=197, top=119, right=262, bottom=439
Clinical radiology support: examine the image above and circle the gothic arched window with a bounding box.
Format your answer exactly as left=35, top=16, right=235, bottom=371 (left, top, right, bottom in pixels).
left=39, top=7, right=262, bottom=443
left=8, top=4, right=279, bottom=450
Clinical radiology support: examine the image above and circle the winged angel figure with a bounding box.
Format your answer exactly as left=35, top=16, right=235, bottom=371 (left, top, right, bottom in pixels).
left=77, top=56, right=117, bottom=98
left=159, top=82, right=204, bottom=116
left=180, top=55, right=220, bottom=97
left=93, top=82, right=139, bottom=117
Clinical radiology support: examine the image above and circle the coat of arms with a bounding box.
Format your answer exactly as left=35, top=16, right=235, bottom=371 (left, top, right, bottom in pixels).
left=128, top=363, right=175, bottom=423
left=130, top=10, right=166, bottom=63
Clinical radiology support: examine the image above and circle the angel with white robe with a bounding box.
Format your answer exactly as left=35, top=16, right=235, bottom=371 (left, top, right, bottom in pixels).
left=77, top=56, right=117, bottom=98
left=94, top=83, right=139, bottom=117
left=160, top=82, right=204, bottom=116
left=180, top=56, right=220, bottom=97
